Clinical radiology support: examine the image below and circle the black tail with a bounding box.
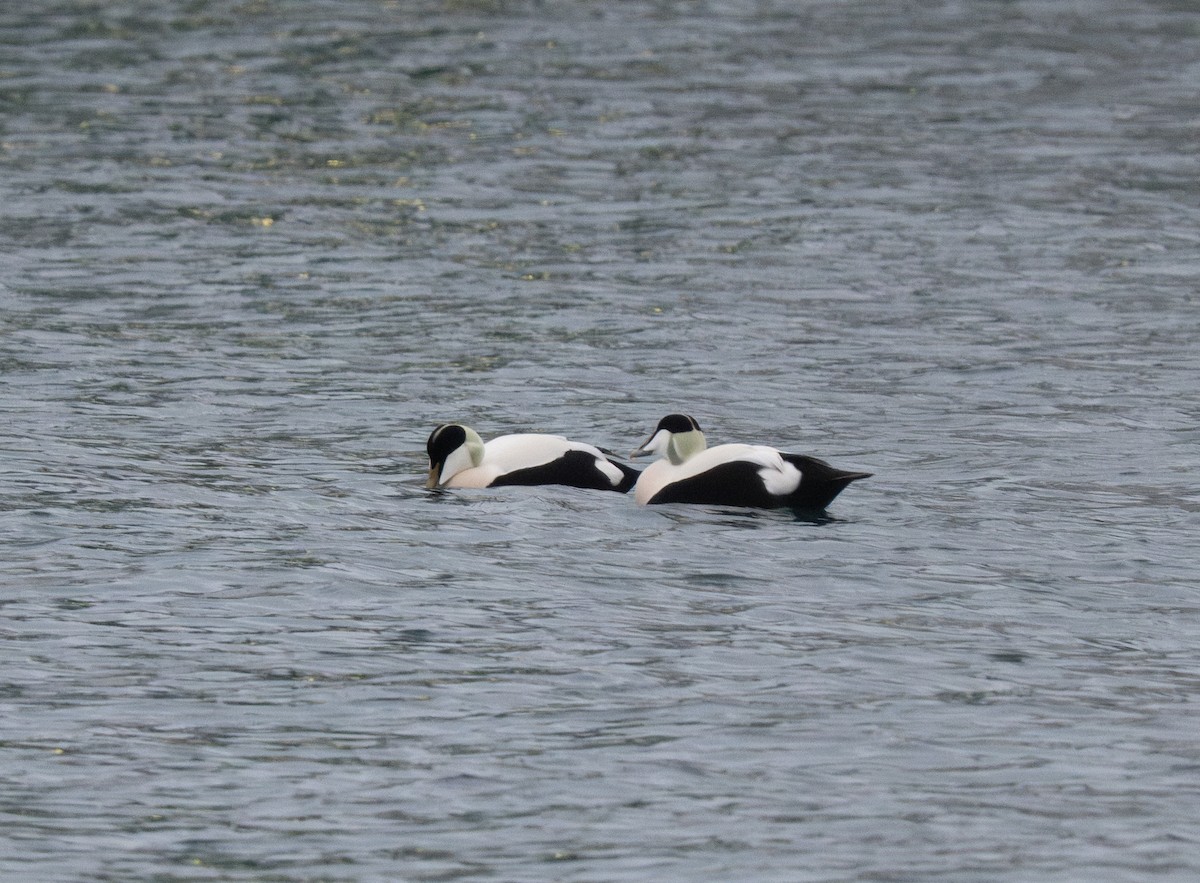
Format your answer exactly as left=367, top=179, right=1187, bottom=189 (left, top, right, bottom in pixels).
left=783, top=453, right=871, bottom=511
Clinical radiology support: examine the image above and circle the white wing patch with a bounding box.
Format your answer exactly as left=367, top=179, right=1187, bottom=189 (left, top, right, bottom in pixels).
left=755, top=450, right=802, bottom=496
left=592, top=457, right=624, bottom=486
left=704, top=444, right=800, bottom=496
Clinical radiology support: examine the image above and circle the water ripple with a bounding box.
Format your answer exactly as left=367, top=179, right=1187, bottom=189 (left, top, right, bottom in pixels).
left=3, top=1, right=1200, bottom=880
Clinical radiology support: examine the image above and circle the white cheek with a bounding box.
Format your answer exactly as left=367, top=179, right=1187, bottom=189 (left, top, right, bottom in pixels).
left=643, top=430, right=671, bottom=456
left=439, top=446, right=475, bottom=484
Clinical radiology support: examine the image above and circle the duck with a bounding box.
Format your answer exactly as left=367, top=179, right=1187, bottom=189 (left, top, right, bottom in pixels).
left=629, top=414, right=871, bottom=510
left=425, top=423, right=639, bottom=493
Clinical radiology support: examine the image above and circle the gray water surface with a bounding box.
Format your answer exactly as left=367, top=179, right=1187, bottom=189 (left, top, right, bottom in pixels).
left=3, top=1, right=1199, bottom=880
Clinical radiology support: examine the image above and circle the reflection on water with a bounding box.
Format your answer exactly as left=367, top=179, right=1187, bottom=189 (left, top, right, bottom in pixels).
left=2, top=0, right=1200, bottom=880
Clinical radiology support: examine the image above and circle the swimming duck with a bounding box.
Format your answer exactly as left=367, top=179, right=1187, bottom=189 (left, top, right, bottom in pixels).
left=630, top=414, right=871, bottom=510
left=426, top=423, right=639, bottom=493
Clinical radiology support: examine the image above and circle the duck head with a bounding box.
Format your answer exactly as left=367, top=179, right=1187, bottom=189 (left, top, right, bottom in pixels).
left=631, top=414, right=706, bottom=465
left=426, top=423, right=486, bottom=488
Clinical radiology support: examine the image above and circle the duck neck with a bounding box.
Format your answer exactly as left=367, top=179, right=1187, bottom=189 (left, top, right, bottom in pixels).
left=463, top=427, right=486, bottom=466
left=667, top=430, right=705, bottom=465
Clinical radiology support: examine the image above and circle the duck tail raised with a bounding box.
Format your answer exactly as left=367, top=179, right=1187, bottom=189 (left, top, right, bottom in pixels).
left=783, top=453, right=872, bottom=511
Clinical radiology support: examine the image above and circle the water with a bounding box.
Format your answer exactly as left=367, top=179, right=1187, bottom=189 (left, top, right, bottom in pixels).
left=2, top=0, right=1199, bottom=879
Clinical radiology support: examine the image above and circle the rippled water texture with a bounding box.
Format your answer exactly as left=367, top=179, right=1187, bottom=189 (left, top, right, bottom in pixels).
left=3, top=1, right=1199, bottom=880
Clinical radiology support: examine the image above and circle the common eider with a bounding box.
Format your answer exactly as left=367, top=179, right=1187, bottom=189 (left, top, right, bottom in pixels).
left=426, top=424, right=638, bottom=493
left=630, top=414, right=870, bottom=510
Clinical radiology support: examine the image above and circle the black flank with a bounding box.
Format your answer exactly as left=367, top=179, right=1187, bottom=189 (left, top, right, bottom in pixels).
left=490, top=450, right=639, bottom=493
left=648, top=455, right=871, bottom=510
left=648, top=461, right=782, bottom=508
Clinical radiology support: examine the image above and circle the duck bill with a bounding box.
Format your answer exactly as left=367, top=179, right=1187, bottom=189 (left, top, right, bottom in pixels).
left=630, top=428, right=665, bottom=459
left=425, top=465, right=442, bottom=488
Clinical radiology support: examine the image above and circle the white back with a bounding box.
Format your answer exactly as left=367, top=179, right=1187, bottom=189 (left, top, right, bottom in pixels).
left=443, top=433, right=619, bottom=488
